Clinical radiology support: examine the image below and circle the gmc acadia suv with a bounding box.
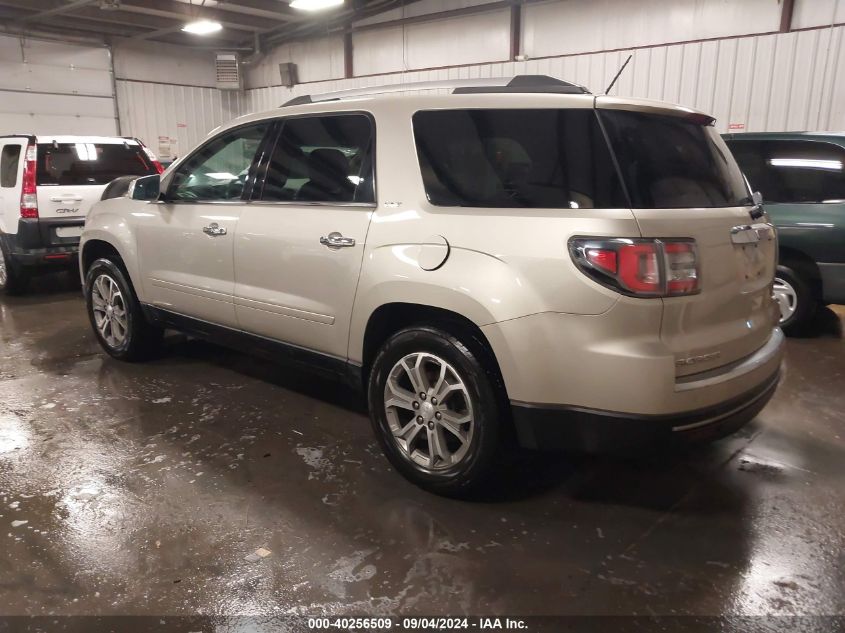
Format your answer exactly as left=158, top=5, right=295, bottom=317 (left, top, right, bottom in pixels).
left=79, top=76, right=784, bottom=495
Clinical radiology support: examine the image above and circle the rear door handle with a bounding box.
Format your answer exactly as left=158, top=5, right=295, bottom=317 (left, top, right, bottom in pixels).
left=49, top=195, right=83, bottom=202
left=202, top=222, right=227, bottom=237
left=320, top=232, right=356, bottom=248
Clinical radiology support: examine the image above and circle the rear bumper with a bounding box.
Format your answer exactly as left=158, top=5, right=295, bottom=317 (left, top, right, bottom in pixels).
left=1, top=218, right=82, bottom=268
left=512, top=368, right=780, bottom=453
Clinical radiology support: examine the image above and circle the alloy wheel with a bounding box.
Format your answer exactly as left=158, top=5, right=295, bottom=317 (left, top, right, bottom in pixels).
left=91, top=274, right=129, bottom=348
left=0, top=255, right=7, bottom=288
left=383, top=352, right=475, bottom=471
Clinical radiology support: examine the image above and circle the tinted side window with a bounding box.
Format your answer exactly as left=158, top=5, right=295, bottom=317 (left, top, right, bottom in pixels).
left=1, top=145, right=21, bottom=188
left=600, top=110, right=748, bottom=208
left=727, top=139, right=845, bottom=204
left=36, top=143, right=157, bottom=186
left=169, top=123, right=268, bottom=202
left=259, top=114, right=375, bottom=204
left=413, top=109, right=626, bottom=209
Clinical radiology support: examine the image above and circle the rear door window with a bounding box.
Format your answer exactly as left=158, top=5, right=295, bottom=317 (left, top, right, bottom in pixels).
left=1, top=144, right=21, bottom=188
left=726, top=139, right=845, bottom=204
left=599, top=110, right=749, bottom=208
left=36, top=142, right=158, bottom=186
left=258, top=114, right=375, bottom=204
left=413, top=109, right=625, bottom=209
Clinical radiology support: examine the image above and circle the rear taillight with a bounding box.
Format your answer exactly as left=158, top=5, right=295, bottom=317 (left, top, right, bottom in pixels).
left=20, top=143, right=38, bottom=219
left=570, top=238, right=700, bottom=298
left=140, top=143, right=164, bottom=174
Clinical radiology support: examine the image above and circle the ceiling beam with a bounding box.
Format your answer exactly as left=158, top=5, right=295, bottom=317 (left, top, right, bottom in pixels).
left=211, top=0, right=305, bottom=23
left=115, top=0, right=275, bottom=32
left=11, top=0, right=98, bottom=23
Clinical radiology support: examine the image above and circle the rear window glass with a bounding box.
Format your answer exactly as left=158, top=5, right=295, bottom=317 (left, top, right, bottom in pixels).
left=726, top=139, right=845, bottom=204
left=36, top=143, right=157, bottom=186
left=413, top=109, right=626, bottom=209
left=599, top=110, right=749, bottom=208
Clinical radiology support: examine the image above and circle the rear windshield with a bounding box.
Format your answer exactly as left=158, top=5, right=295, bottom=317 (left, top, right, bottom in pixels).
left=36, top=143, right=157, bottom=186
left=599, top=110, right=749, bottom=208
left=413, top=109, right=627, bottom=209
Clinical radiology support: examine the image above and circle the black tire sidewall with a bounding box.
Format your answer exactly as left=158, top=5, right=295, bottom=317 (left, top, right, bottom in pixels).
left=85, top=258, right=141, bottom=359
left=776, top=264, right=816, bottom=333
left=0, top=240, right=27, bottom=295
left=367, top=326, right=502, bottom=495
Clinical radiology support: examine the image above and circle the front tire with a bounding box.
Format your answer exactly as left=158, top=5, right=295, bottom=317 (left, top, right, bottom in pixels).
left=774, top=264, right=817, bottom=335
left=84, top=257, right=162, bottom=361
left=367, top=325, right=506, bottom=497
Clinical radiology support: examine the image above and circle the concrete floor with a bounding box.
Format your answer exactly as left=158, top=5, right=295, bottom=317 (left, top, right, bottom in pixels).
left=1, top=272, right=844, bottom=622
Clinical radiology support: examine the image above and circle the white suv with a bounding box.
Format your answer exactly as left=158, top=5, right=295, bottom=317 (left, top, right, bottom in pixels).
left=0, top=134, right=161, bottom=293
left=79, top=76, right=784, bottom=495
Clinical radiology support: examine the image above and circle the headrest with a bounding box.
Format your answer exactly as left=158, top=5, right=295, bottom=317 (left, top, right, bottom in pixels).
left=307, top=148, right=349, bottom=189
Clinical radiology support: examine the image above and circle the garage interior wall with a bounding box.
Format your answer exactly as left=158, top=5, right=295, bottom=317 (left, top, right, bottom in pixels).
left=242, top=0, right=845, bottom=135
left=5, top=0, right=842, bottom=152
left=0, top=34, right=118, bottom=136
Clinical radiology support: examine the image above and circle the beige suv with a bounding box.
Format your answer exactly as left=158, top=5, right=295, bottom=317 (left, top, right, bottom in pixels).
left=80, top=76, right=784, bottom=495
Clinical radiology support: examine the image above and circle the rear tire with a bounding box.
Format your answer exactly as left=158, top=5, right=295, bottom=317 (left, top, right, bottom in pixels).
left=0, top=240, right=29, bottom=295
left=774, top=264, right=817, bottom=335
left=367, top=325, right=506, bottom=497
left=84, top=257, right=163, bottom=361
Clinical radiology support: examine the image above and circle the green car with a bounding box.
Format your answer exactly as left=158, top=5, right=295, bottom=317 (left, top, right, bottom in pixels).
left=724, top=132, right=845, bottom=334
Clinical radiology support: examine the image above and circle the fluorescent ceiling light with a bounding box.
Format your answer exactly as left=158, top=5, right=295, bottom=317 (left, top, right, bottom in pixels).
left=182, top=19, right=223, bottom=35
left=769, top=158, right=843, bottom=171
left=290, top=0, right=344, bottom=11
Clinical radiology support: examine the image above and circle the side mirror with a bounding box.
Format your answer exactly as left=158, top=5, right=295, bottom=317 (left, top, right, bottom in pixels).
left=752, top=190, right=763, bottom=206
left=129, top=174, right=161, bottom=201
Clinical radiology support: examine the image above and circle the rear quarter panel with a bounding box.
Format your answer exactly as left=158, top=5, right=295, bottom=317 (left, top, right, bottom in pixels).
left=346, top=96, right=643, bottom=363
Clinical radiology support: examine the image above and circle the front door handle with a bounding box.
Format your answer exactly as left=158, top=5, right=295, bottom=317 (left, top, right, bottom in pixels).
left=320, top=232, right=355, bottom=249
left=203, top=222, right=227, bottom=237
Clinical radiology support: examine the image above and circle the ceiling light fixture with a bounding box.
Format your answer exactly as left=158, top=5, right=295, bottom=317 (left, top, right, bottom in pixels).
left=290, top=0, right=344, bottom=12
left=182, top=19, right=223, bottom=35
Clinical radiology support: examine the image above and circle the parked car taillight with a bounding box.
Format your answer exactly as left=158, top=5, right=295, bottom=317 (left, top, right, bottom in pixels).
left=140, top=143, right=164, bottom=174
left=569, top=238, right=700, bottom=298
left=20, top=143, right=38, bottom=219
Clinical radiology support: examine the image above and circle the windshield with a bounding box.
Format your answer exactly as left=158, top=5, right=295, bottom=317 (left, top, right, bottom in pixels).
left=599, top=110, right=749, bottom=208
left=37, top=143, right=157, bottom=186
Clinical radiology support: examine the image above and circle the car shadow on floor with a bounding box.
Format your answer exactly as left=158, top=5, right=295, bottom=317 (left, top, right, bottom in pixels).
left=155, top=334, right=759, bottom=507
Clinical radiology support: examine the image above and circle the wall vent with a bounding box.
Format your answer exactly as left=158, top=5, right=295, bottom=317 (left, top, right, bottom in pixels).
left=215, top=53, right=242, bottom=90
left=279, top=62, right=298, bottom=88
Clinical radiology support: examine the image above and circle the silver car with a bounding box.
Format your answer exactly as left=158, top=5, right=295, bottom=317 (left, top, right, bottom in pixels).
left=80, top=76, right=783, bottom=496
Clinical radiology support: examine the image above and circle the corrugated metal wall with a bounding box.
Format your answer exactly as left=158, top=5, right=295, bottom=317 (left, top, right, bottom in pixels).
left=0, top=34, right=117, bottom=136
left=115, top=81, right=244, bottom=160
left=242, top=25, right=845, bottom=134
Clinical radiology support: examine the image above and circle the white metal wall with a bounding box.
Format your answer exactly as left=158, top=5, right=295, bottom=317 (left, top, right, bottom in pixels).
left=115, top=80, right=244, bottom=160
left=242, top=25, right=845, bottom=134
left=0, top=34, right=117, bottom=136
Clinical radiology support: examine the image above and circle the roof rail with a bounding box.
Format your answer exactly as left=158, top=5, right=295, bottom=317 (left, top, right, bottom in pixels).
left=281, top=75, right=590, bottom=107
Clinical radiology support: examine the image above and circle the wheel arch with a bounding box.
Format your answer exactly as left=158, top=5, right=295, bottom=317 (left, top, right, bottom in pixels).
left=359, top=302, right=508, bottom=399
left=778, top=245, right=822, bottom=299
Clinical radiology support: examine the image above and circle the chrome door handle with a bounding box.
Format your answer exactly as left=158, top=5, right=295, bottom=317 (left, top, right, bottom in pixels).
left=49, top=195, right=83, bottom=202
left=202, top=222, right=227, bottom=237
left=320, top=232, right=355, bottom=248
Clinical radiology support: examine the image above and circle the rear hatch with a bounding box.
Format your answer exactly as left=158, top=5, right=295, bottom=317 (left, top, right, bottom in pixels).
left=35, top=138, right=158, bottom=238
left=597, top=99, right=778, bottom=377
